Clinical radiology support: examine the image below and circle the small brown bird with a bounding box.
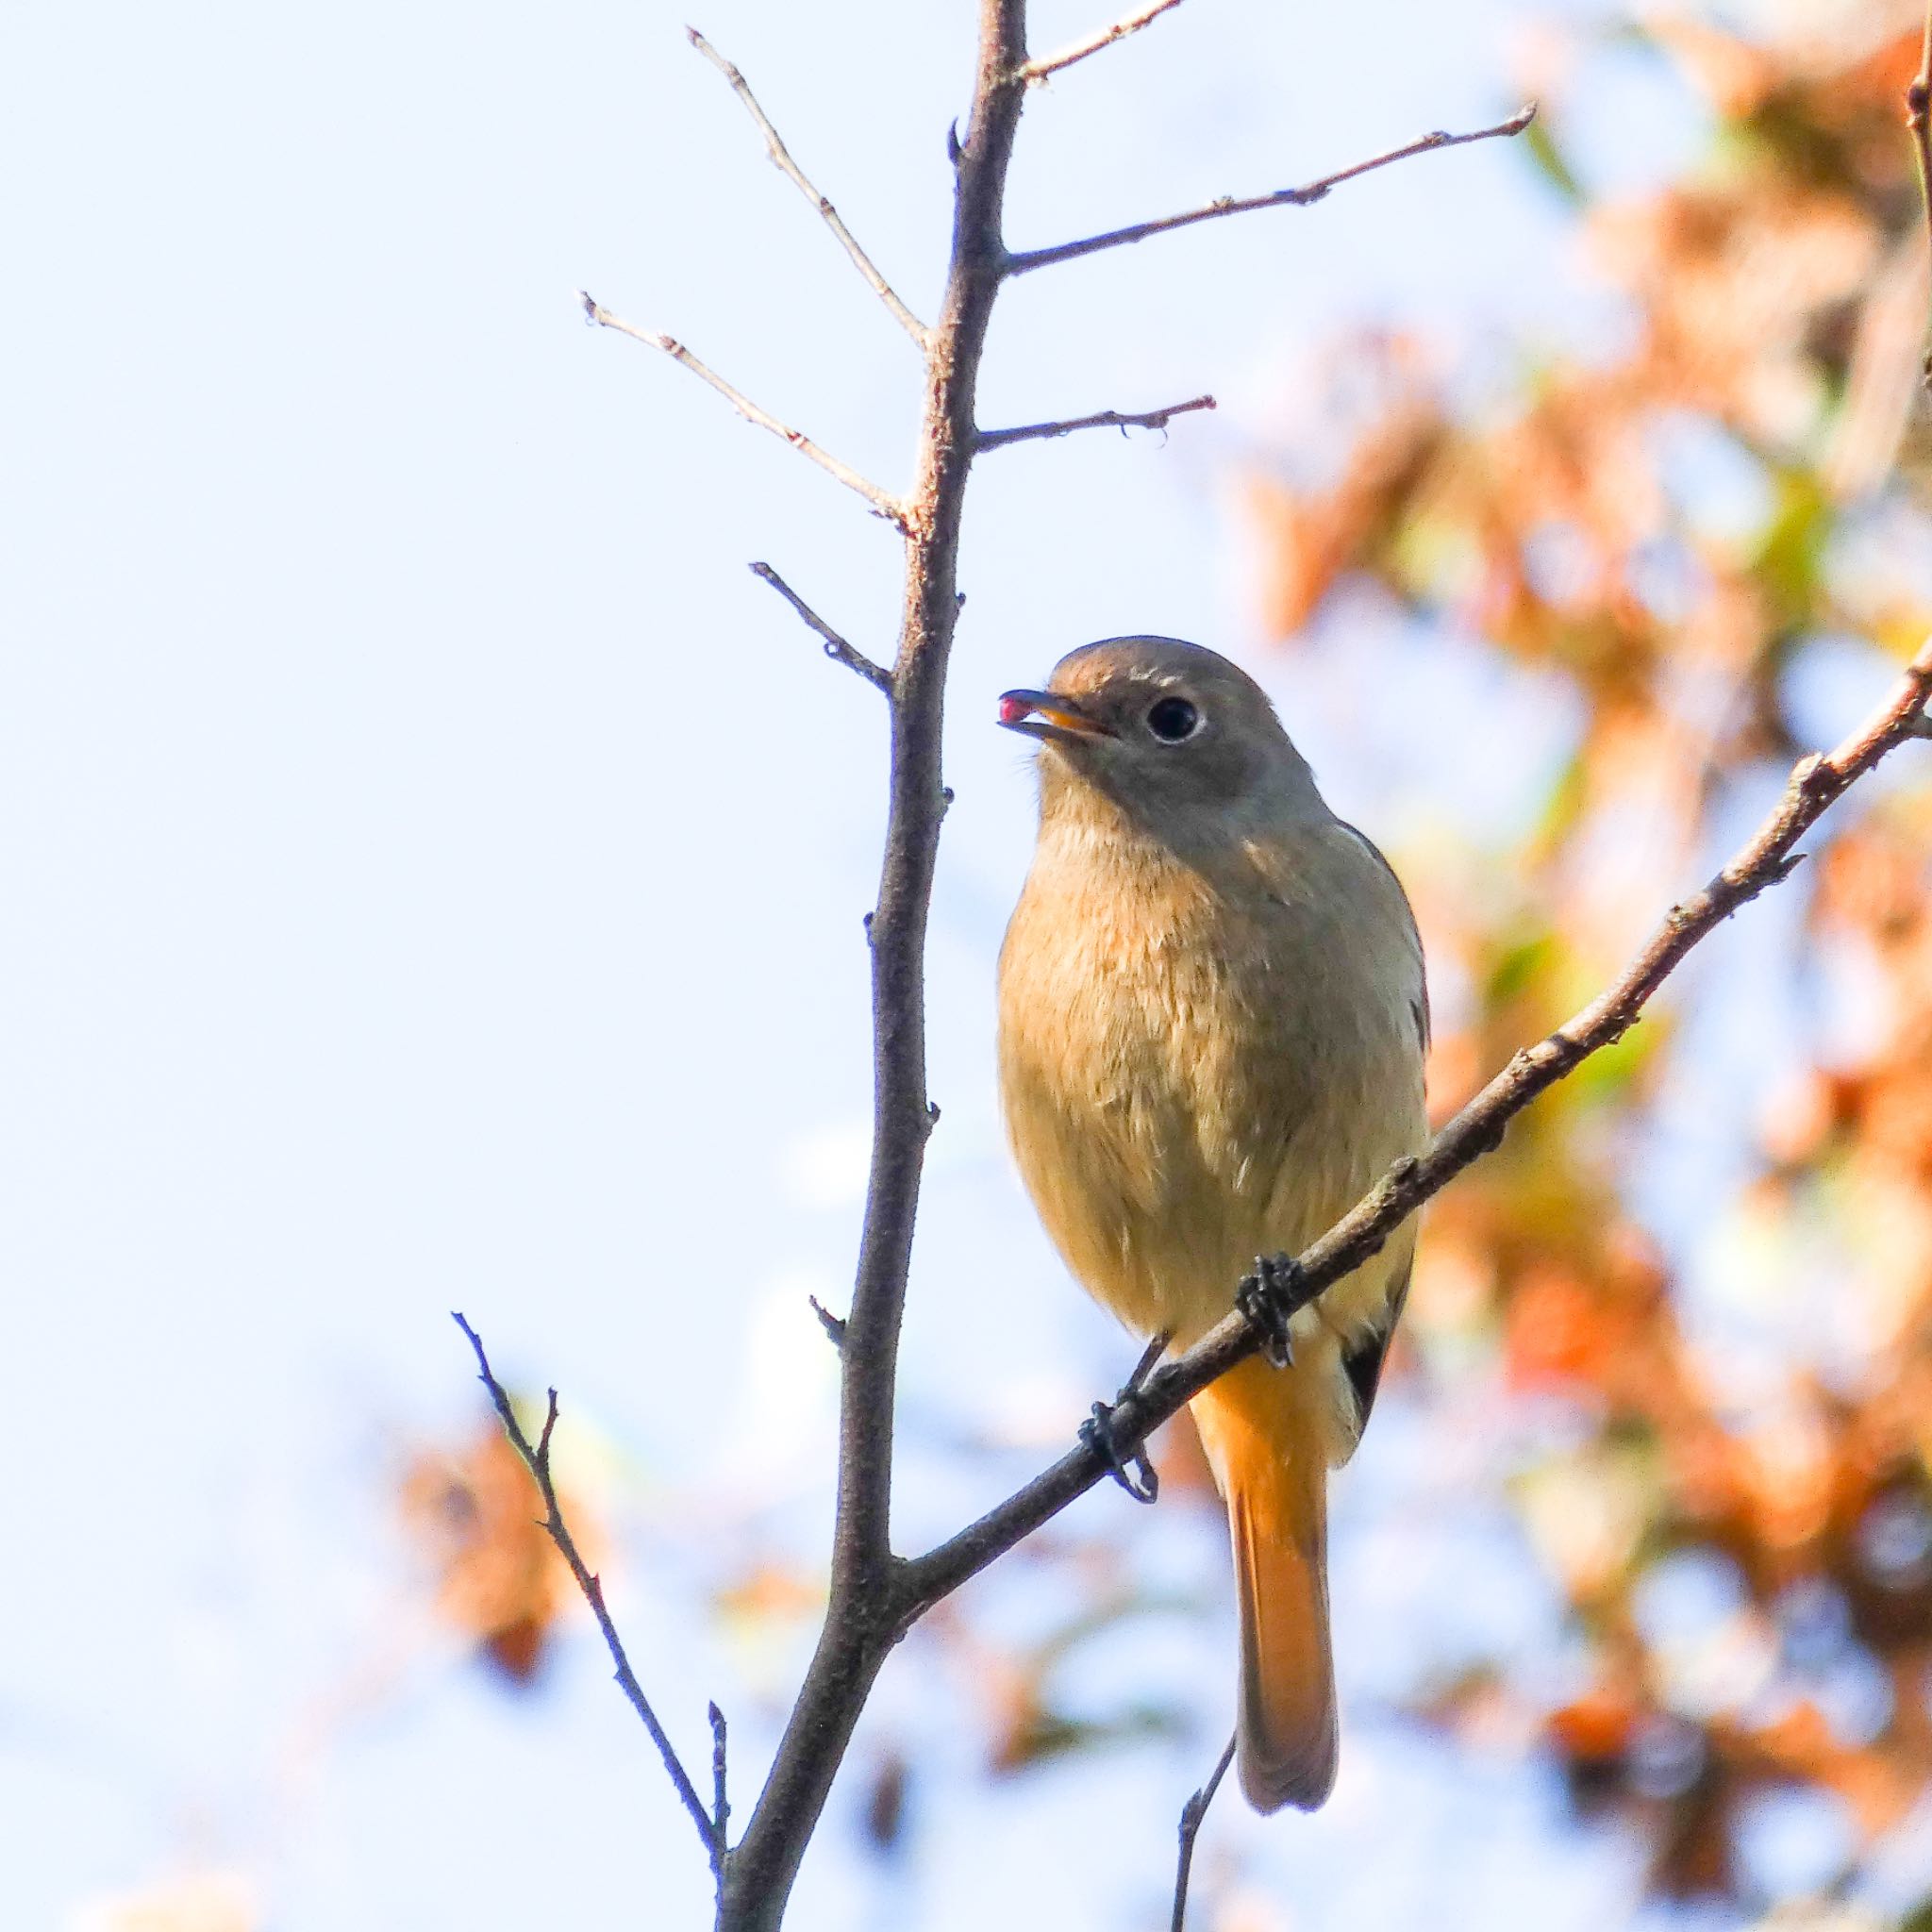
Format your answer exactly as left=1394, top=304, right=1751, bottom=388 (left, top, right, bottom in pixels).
left=996, top=637, right=1427, bottom=1812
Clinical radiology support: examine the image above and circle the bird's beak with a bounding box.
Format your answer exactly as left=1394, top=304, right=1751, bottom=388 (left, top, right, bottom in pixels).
left=997, top=689, right=1114, bottom=745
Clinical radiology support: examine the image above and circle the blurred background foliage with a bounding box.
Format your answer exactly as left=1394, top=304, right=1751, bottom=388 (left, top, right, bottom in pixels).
left=1241, top=0, right=1932, bottom=1914
left=133, top=5, right=1932, bottom=1930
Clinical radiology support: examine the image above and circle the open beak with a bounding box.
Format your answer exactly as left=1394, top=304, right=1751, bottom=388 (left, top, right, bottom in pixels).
left=996, top=688, right=1114, bottom=745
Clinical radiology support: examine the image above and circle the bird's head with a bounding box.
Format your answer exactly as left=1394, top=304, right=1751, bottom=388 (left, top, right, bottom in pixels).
left=997, top=637, right=1320, bottom=834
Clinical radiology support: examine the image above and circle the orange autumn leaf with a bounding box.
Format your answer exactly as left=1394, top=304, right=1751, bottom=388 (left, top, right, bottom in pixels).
left=399, top=1420, right=597, bottom=1685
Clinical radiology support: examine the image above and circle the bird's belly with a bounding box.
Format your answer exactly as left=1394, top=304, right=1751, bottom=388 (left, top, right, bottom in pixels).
left=1000, top=924, right=1419, bottom=1355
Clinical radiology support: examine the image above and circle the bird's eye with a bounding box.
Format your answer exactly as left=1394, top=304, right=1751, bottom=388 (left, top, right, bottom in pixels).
left=1145, top=696, right=1201, bottom=742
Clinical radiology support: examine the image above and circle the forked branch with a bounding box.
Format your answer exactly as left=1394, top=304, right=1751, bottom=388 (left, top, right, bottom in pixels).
left=1007, top=104, right=1536, bottom=275
left=580, top=293, right=906, bottom=527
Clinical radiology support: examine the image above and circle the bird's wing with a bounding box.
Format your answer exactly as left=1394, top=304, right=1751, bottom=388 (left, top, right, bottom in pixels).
left=1333, top=817, right=1429, bottom=1053
left=1340, top=1248, right=1413, bottom=1433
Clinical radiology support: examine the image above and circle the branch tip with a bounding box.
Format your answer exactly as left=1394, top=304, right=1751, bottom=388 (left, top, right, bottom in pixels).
left=808, top=1295, right=848, bottom=1349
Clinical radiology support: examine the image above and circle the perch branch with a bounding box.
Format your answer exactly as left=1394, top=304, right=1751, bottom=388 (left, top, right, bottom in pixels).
left=580, top=293, right=906, bottom=527
left=901, top=639, right=1932, bottom=1613
left=1006, top=104, right=1536, bottom=275
left=976, top=392, right=1216, bottom=449
left=450, top=1313, right=720, bottom=1874
left=1171, top=1733, right=1237, bottom=1932
left=1020, top=0, right=1187, bottom=83
left=749, top=562, right=892, bottom=692
left=687, top=27, right=931, bottom=347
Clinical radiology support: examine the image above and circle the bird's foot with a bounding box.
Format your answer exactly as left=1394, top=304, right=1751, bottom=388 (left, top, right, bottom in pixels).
left=1077, top=1333, right=1169, bottom=1506
left=1080, top=1403, right=1158, bottom=1503
left=1237, top=1253, right=1311, bottom=1369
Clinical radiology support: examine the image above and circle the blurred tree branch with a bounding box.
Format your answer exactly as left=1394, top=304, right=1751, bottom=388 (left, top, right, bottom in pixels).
left=1910, top=5, right=1932, bottom=383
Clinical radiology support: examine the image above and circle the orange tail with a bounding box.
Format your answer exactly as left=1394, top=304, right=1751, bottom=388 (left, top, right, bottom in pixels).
left=1191, top=1357, right=1337, bottom=1812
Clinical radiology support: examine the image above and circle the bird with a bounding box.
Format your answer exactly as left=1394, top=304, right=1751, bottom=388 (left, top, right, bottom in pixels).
left=995, top=636, right=1428, bottom=1812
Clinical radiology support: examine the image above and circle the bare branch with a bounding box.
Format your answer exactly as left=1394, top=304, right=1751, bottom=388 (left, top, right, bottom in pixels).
left=1006, top=104, right=1537, bottom=276
left=1020, top=0, right=1186, bottom=84
left=580, top=293, right=906, bottom=527
left=749, top=562, right=892, bottom=692
left=687, top=27, right=931, bottom=348
left=1172, top=1733, right=1237, bottom=1932
left=976, top=391, right=1216, bottom=450
left=807, top=1293, right=849, bottom=1347
left=450, top=1313, right=721, bottom=1876
left=590, top=13, right=1559, bottom=1927
left=901, top=639, right=1932, bottom=1614
left=1908, top=8, right=1932, bottom=386
left=709, top=1701, right=730, bottom=1860
left=713, top=9, right=1033, bottom=1923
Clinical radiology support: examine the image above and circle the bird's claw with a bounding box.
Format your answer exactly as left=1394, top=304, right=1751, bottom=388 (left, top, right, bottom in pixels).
left=1237, top=1252, right=1308, bottom=1369
left=1079, top=1400, right=1159, bottom=1505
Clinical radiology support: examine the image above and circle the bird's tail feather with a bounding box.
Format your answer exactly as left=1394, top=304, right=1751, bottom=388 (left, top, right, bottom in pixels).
left=1191, top=1357, right=1338, bottom=1812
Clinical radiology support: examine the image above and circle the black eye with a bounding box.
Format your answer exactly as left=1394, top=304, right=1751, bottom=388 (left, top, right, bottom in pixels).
left=1145, top=696, right=1200, bottom=742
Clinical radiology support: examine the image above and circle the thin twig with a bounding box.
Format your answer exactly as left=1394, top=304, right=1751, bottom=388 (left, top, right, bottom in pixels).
left=687, top=28, right=931, bottom=348
left=1171, top=1733, right=1237, bottom=1932
left=1908, top=6, right=1932, bottom=386
left=749, top=562, right=892, bottom=692
left=709, top=1701, right=730, bottom=1859
left=581, top=293, right=906, bottom=528
left=902, top=640, right=1932, bottom=1613
left=450, top=1312, right=722, bottom=1876
left=1006, top=104, right=1537, bottom=275
left=976, top=392, right=1216, bottom=450
left=1020, top=0, right=1187, bottom=83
